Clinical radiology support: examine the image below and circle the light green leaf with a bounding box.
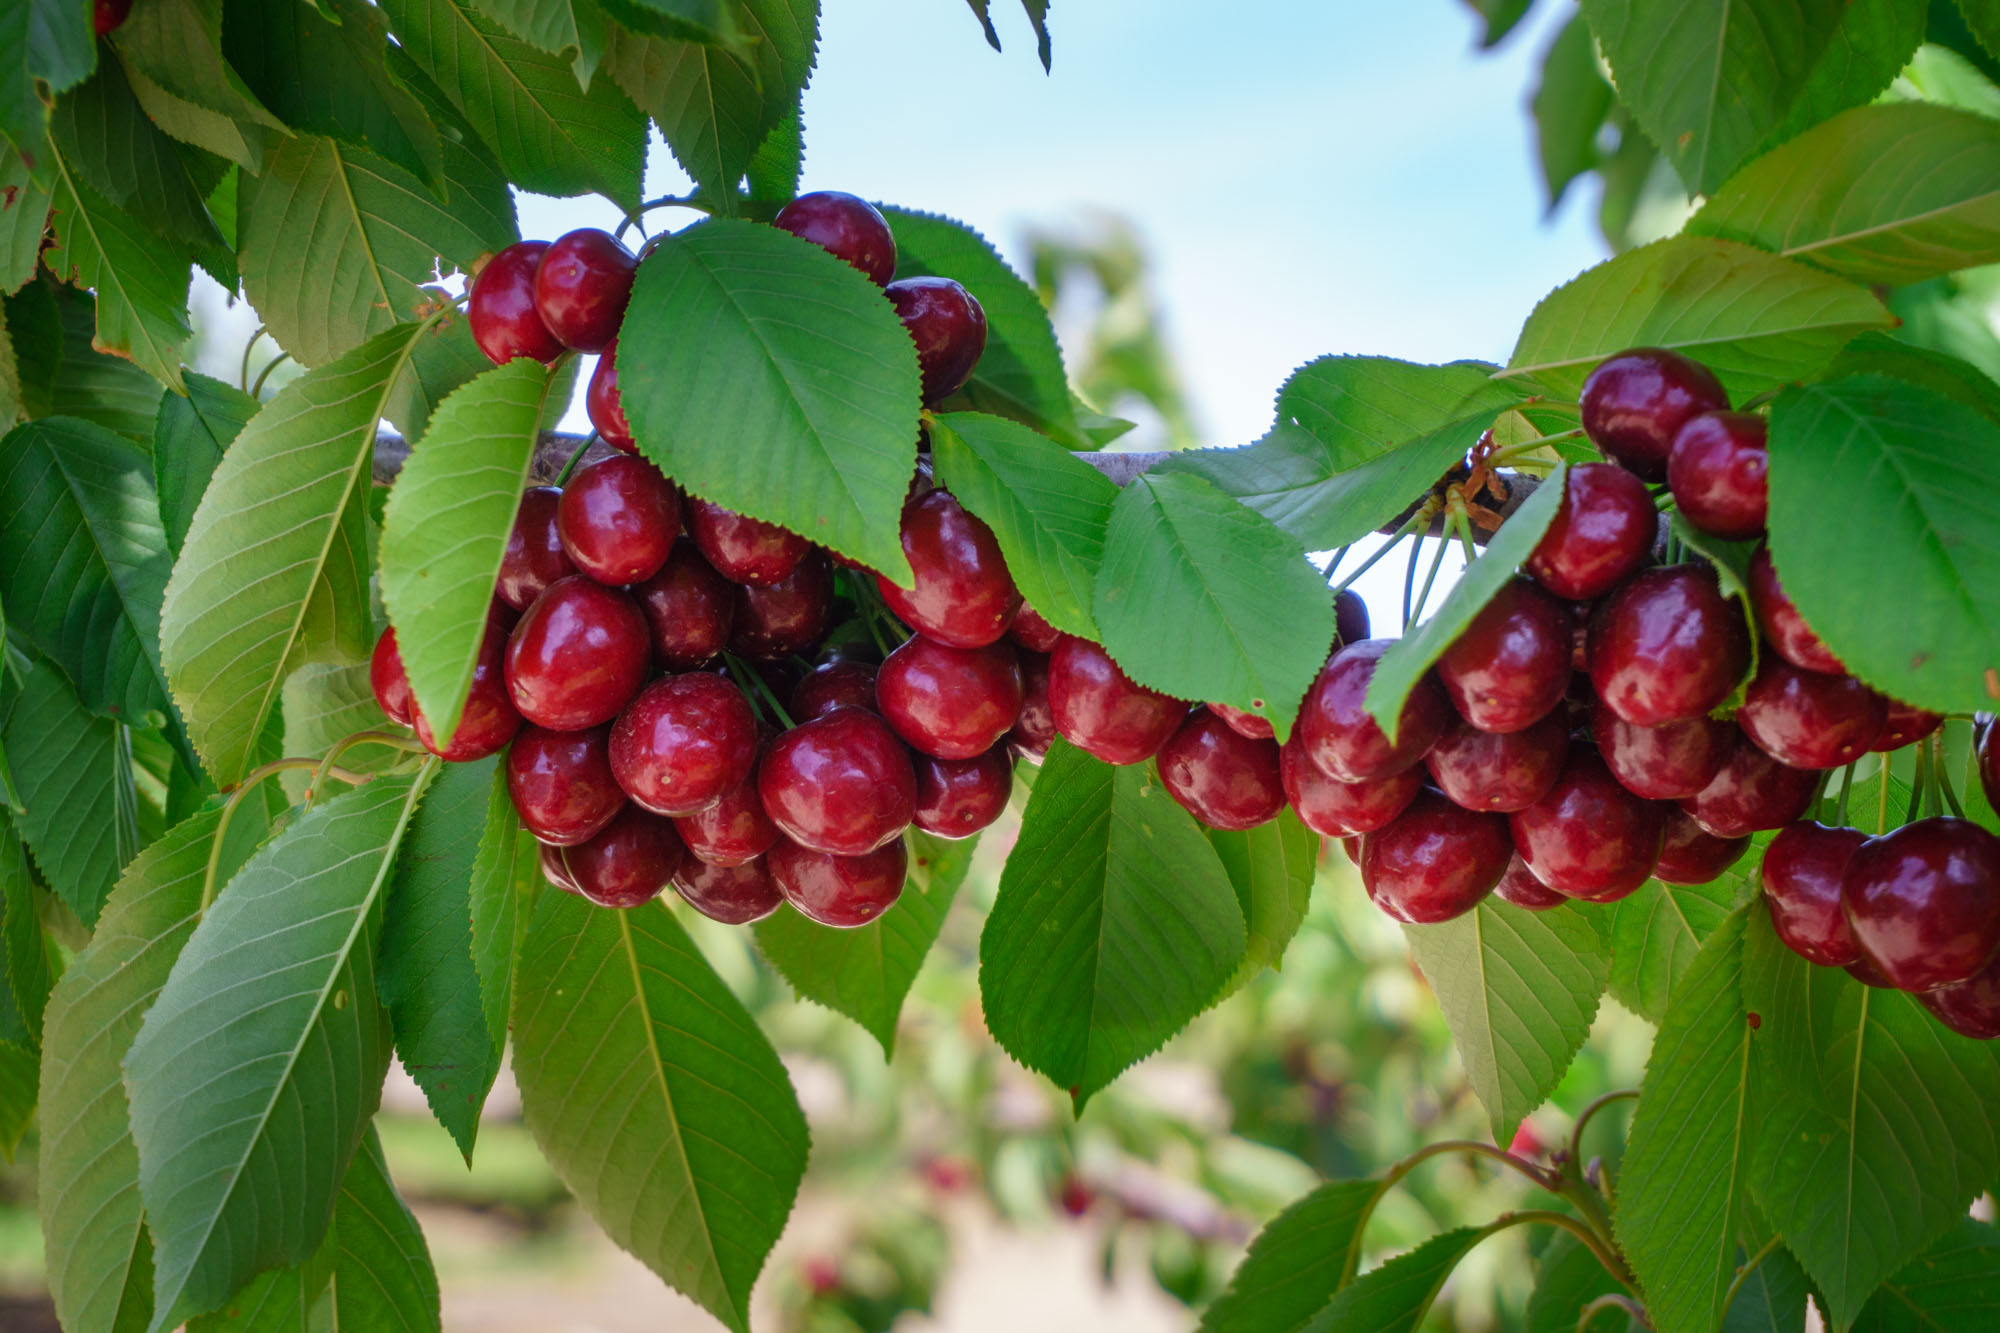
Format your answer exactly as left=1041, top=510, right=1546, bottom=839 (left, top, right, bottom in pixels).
left=1825, top=331, right=2000, bottom=424
left=1199, top=1179, right=1377, bottom=1333
left=1763, top=0, right=1926, bottom=150
left=383, top=316, right=492, bottom=443
left=1207, top=808, right=1317, bottom=993
left=1302, top=1226, right=1493, bottom=1333
left=1850, top=1218, right=2000, bottom=1332
left=475, top=0, right=611, bottom=73
left=154, top=371, right=258, bottom=558
left=279, top=664, right=404, bottom=804
left=1607, top=869, right=1754, bottom=1024
left=120, top=58, right=282, bottom=176
left=44, top=147, right=191, bottom=391
left=467, top=763, right=533, bottom=1056
left=1, top=144, right=53, bottom=294
left=110, top=0, right=287, bottom=144
left=2, top=654, right=137, bottom=925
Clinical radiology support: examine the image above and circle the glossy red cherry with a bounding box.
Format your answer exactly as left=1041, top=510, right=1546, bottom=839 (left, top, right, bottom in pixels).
left=1872, top=701, right=1943, bottom=752
left=1157, top=708, right=1286, bottom=831
left=559, top=805, right=684, bottom=908
left=730, top=551, right=833, bottom=659
left=1761, top=821, right=1866, bottom=967
left=1278, top=735, right=1420, bottom=836
left=370, top=627, right=414, bottom=726
left=94, top=0, right=134, bottom=36
left=540, top=840, right=582, bottom=894
left=1210, top=704, right=1274, bottom=741
left=412, top=607, right=522, bottom=761
left=673, top=855, right=784, bottom=924
left=769, top=836, right=909, bottom=928
left=1844, top=817, right=2000, bottom=992
left=633, top=539, right=732, bottom=669
left=1588, top=564, right=1750, bottom=725
left=772, top=191, right=897, bottom=286
left=878, top=489, right=1020, bottom=649
left=556, top=455, right=680, bottom=587
left=506, top=724, right=624, bottom=845
left=469, top=241, right=562, bottom=365
left=793, top=659, right=879, bottom=720
left=497, top=486, right=578, bottom=611
left=1668, top=411, right=1768, bottom=539
left=759, top=707, right=918, bottom=855
left=1425, top=710, right=1568, bottom=813
left=1579, top=347, right=1729, bottom=481
left=1047, top=636, right=1184, bottom=765
left=886, top=276, right=987, bottom=404
left=1009, top=651, right=1056, bottom=761
left=1298, top=639, right=1450, bottom=783
left=1494, top=854, right=1567, bottom=910
left=1436, top=578, right=1573, bottom=733
left=1847, top=954, right=1901, bottom=988
left=1678, top=732, right=1818, bottom=838
left=674, top=774, right=779, bottom=867
left=1525, top=463, right=1658, bottom=602
left=1361, top=789, right=1512, bottom=923
left=1921, top=951, right=2000, bottom=1039
left=913, top=748, right=1014, bottom=839
left=1746, top=545, right=1842, bottom=674
left=609, top=673, right=759, bottom=816
left=1335, top=588, right=1371, bottom=649
left=587, top=340, right=636, bottom=454
left=504, top=576, right=651, bottom=730
left=876, top=635, right=1023, bottom=761
left=1510, top=749, right=1665, bottom=902
left=1009, top=603, right=1064, bottom=654
left=1737, top=657, right=1887, bottom=770
left=685, top=499, right=808, bottom=586
left=1589, top=699, right=1732, bottom=801
left=1654, top=809, right=1748, bottom=885
left=532, top=228, right=635, bottom=353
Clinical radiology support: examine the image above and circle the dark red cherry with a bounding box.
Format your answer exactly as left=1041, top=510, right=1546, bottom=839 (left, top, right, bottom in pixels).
left=1921, top=951, right=2000, bottom=1039
left=1436, top=578, right=1573, bottom=733
left=1157, top=708, right=1285, bottom=831
left=1872, top=701, right=1943, bottom=752
left=1510, top=749, right=1666, bottom=902
left=1844, top=817, right=2000, bottom=992
left=1494, top=854, right=1567, bottom=910
left=793, top=659, right=880, bottom=720
left=1335, top=588, right=1371, bottom=649
left=772, top=191, right=897, bottom=286
left=1008, top=651, right=1056, bottom=761
left=609, top=673, right=759, bottom=817
left=533, top=228, right=635, bottom=353
left=94, top=0, right=134, bottom=36
left=556, top=455, right=680, bottom=587
left=673, top=855, right=782, bottom=924
left=1982, top=725, right=2000, bottom=814
left=769, top=836, right=909, bottom=928
left=1737, top=658, right=1887, bottom=770
left=540, top=840, right=582, bottom=894
left=877, top=635, right=1023, bottom=761
left=1761, top=821, right=1866, bottom=967
left=469, top=241, right=562, bottom=365
left=674, top=774, right=779, bottom=867
left=913, top=747, right=1014, bottom=839
left=685, top=499, right=808, bottom=586
left=498, top=486, right=578, bottom=611
left=1588, top=564, right=1750, bottom=725
left=1298, top=639, right=1450, bottom=783
left=1590, top=699, right=1733, bottom=800
left=1746, top=545, right=1842, bottom=674
left=1009, top=603, right=1064, bottom=654
left=886, top=276, right=987, bottom=404
left=730, top=551, right=833, bottom=659
left=1361, top=789, right=1512, bottom=923
left=1047, top=636, right=1184, bottom=765
left=507, top=725, right=624, bottom=845
left=759, top=707, right=918, bottom=855
left=633, top=539, right=732, bottom=669
left=877, top=489, right=1020, bottom=649
left=504, top=576, right=651, bottom=730
left=370, top=627, right=414, bottom=726
left=1278, top=735, right=1420, bottom=836
left=587, top=340, right=636, bottom=454
left=1525, top=462, right=1659, bottom=601
left=1847, top=953, right=1900, bottom=988
left=1654, top=809, right=1748, bottom=885
left=1425, top=710, right=1568, bottom=813
left=1210, top=704, right=1274, bottom=741
left=1668, top=411, right=1768, bottom=539
left=413, top=607, right=523, bottom=762
left=1678, top=733, right=1818, bottom=838
left=1579, top=347, right=1729, bottom=481
left=560, top=806, right=684, bottom=908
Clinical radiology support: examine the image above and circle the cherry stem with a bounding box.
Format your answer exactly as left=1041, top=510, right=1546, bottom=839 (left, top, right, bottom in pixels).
left=1486, top=429, right=1583, bottom=467
left=723, top=651, right=796, bottom=730
left=308, top=730, right=427, bottom=806
left=1932, top=733, right=1967, bottom=820
left=1332, top=503, right=1436, bottom=597
left=1833, top=760, right=1858, bottom=827
left=203, top=758, right=374, bottom=910
left=1877, top=760, right=1894, bottom=834
left=1718, top=1235, right=1782, bottom=1318
left=1492, top=1211, right=1635, bottom=1293
left=1338, top=1139, right=1564, bottom=1287
left=1568, top=1088, right=1639, bottom=1165
left=1453, top=508, right=1478, bottom=566
left=1406, top=531, right=1452, bottom=630
left=554, top=432, right=600, bottom=485
left=249, top=350, right=292, bottom=399
left=1907, top=740, right=1930, bottom=826
left=238, top=324, right=268, bottom=393
left=1575, top=1293, right=1650, bottom=1330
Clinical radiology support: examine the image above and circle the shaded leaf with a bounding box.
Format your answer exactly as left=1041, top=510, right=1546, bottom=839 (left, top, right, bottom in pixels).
left=1199, top=1179, right=1376, bottom=1333
left=2, top=653, right=136, bottom=925
left=44, top=150, right=191, bottom=391
left=1607, top=864, right=1756, bottom=1024
left=153, top=371, right=257, bottom=558
left=1302, top=1226, right=1492, bottom=1333
left=50, top=51, right=225, bottom=253
left=1207, top=808, right=1317, bottom=992
left=1532, top=15, right=1614, bottom=208
left=1851, top=1218, right=2000, bottom=1332
left=0, top=144, right=53, bottom=294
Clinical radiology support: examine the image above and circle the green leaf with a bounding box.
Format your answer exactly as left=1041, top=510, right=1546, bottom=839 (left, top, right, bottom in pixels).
left=379, top=0, right=645, bottom=208
left=0, top=0, right=94, bottom=167
left=1207, top=807, right=1317, bottom=992
left=279, top=663, right=404, bottom=804
left=125, top=772, right=425, bottom=1333
left=1851, top=1218, right=2000, bottom=1331
left=1954, top=0, right=2000, bottom=67
left=929, top=411, right=1116, bottom=639
left=745, top=97, right=802, bottom=204
left=0, top=824, right=47, bottom=1050
left=44, top=148, right=191, bottom=391
left=1578, top=0, right=1842, bottom=194
left=109, top=0, right=287, bottom=150
left=1532, top=15, right=1614, bottom=209
left=119, top=58, right=281, bottom=177
left=1826, top=332, right=2000, bottom=424
left=754, top=828, right=974, bottom=1056
left=618, top=220, right=922, bottom=580
left=512, top=892, right=810, bottom=1333
left=1613, top=905, right=1755, bottom=1333
left=1766, top=376, right=2000, bottom=715
left=476, top=0, right=611, bottom=74
left=1093, top=472, right=1334, bottom=742
left=17, top=276, right=167, bottom=438
left=1365, top=463, right=1566, bottom=739
left=2, top=654, right=137, bottom=925
left=383, top=316, right=492, bottom=443
left=154, top=371, right=258, bottom=558
left=0, top=1037, right=36, bottom=1159
left=1764, top=0, right=1926, bottom=150
left=1722, top=1246, right=1812, bottom=1333
left=979, top=739, right=1246, bottom=1110
left=161, top=323, right=423, bottom=786
left=1526, top=1232, right=1641, bottom=1333
left=1302, top=1226, right=1492, bottom=1333
left=1198, top=1179, right=1376, bottom=1333
left=1607, top=870, right=1753, bottom=1023
left=467, top=763, right=533, bottom=1057
left=1, top=144, right=53, bottom=294
left=1402, top=899, right=1608, bottom=1143
left=50, top=51, right=226, bottom=253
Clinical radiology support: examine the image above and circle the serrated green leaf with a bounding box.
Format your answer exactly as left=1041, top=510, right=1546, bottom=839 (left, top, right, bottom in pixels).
left=44, top=148, right=191, bottom=391
left=50, top=51, right=226, bottom=253
left=126, top=772, right=426, bottom=1333
left=0, top=0, right=94, bottom=168
left=119, top=58, right=282, bottom=176
left=1532, top=15, right=1614, bottom=209
left=1199, top=1178, right=1376, bottom=1333
left=383, top=316, right=492, bottom=443
left=1526, top=1232, right=1640, bottom=1333
left=930, top=412, right=1115, bottom=639
left=618, top=220, right=922, bottom=580
left=1826, top=332, right=2000, bottom=424
left=1765, top=0, right=1926, bottom=150
left=1851, top=1218, right=2000, bottom=1331
left=0, top=823, right=47, bottom=1050
left=475, top=0, right=611, bottom=74
left=1607, top=869, right=1753, bottom=1023
left=154, top=371, right=257, bottom=557
left=745, top=97, right=801, bottom=204
left=0, top=145, right=52, bottom=294
left=1207, top=807, right=1317, bottom=993
left=22, top=276, right=167, bottom=438
left=1302, top=1225, right=1492, bottom=1333
left=979, top=739, right=1246, bottom=1109
left=1402, top=899, right=1608, bottom=1142
left=512, top=891, right=810, bottom=1333
left=2, top=654, right=137, bottom=925
left=1722, top=1245, right=1812, bottom=1333
left=467, top=764, right=532, bottom=1055
left=110, top=0, right=286, bottom=141
left=1953, top=0, right=2000, bottom=67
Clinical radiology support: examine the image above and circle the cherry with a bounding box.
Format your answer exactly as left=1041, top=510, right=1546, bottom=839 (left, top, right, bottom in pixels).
left=1678, top=732, right=1818, bottom=838
left=772, top=191, right=897, bottom=286
left=1654, top=809, right=1749, bottom=885
left=559, top=805, right=685, bottom=909
left=540, top=841, right=582, bottom=894
left=1278, top=735, right=1420, bottom=836
left=1436, top=578, right=1573, bottom=733
left=875, top=635, right=1024, bottom=760
left=1588, top=564, right=1750, bottom=725
left=1872, top=701, right=1942, bottom=752
left=730, top=551, right=833, bottom=659
left=793, top=659, right=880, bottom=720
left=886, top=276, right=987, bottom=404
left=507, top=724, right=624, bottom=845
left=633, top=539, right=733, bottom=669
left=1525, top=462, right=1659, bottom=601
left=674, top=775, right=779, bottom=867
left=1361, top=789, right=1512, bottom=924
left=769, top=836, right=908, bottom=928
left=1336, top=587, right=1371, bottom=648
left=1848, top=954, right=1899, bottom=988
left=913, top=747, right=1014, bottom=839
left=673, top=855, right=783, bottom=925
left=759, top=707, right=918, bottom=855
left=1157, top=708, right=1286, bottom=831
left=877, top=489, right=1020, bottom=649
left=1297, top=639, right=1450, bottom=783
left=1668, top=411, right=1768, bottom=539
left=413, top=606, right=522, bottom=761
left=1579, top=347, right=1729, bottom=481
left=533, top=229, right=635, bottom=353
left=1844, top=817, right=2000, bottom=992
left=1510, top=749, right=1665, bottom=902
left=95, top=0, right=134, bottom=36
left=587, top=340, right=636, bottom=454
left=1746, top=545, right=1842, bottom=674
left=1009, top=603, right=1064, bottom=654
left=1737, top=657, right=1887, bottom=770
left=469, top=241, right=562, bottom=365
left=1009, top=651, right=1056, bottom=761
left=1982, top=724, right=2000, bottom=814
left=1590, top=699, right=1732, bottom=801
left=497, top=486, right=578, bottom=611
left=370, top=627, right=414, bottom=726
left=556, top=455, right=680, bottom=587
left=1425, top=710, right=1568, bottom=813
left=1921, top=951, right=2000, bottom=1039
left=1566, top=601, right=1592, bottom=671
left=1760, top=821, right=1866, bottom=967
left=1047, top=636, right=1185, bottom=765
left=504, top=576, right=651, bottom=730
left=609, top=673, right=759, bottom=816
left=686, top=498, right=809, bottom=586
left=1210, top=704, right=1274, bottom=741
left=1494, top=854, right=1567, bottom=911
